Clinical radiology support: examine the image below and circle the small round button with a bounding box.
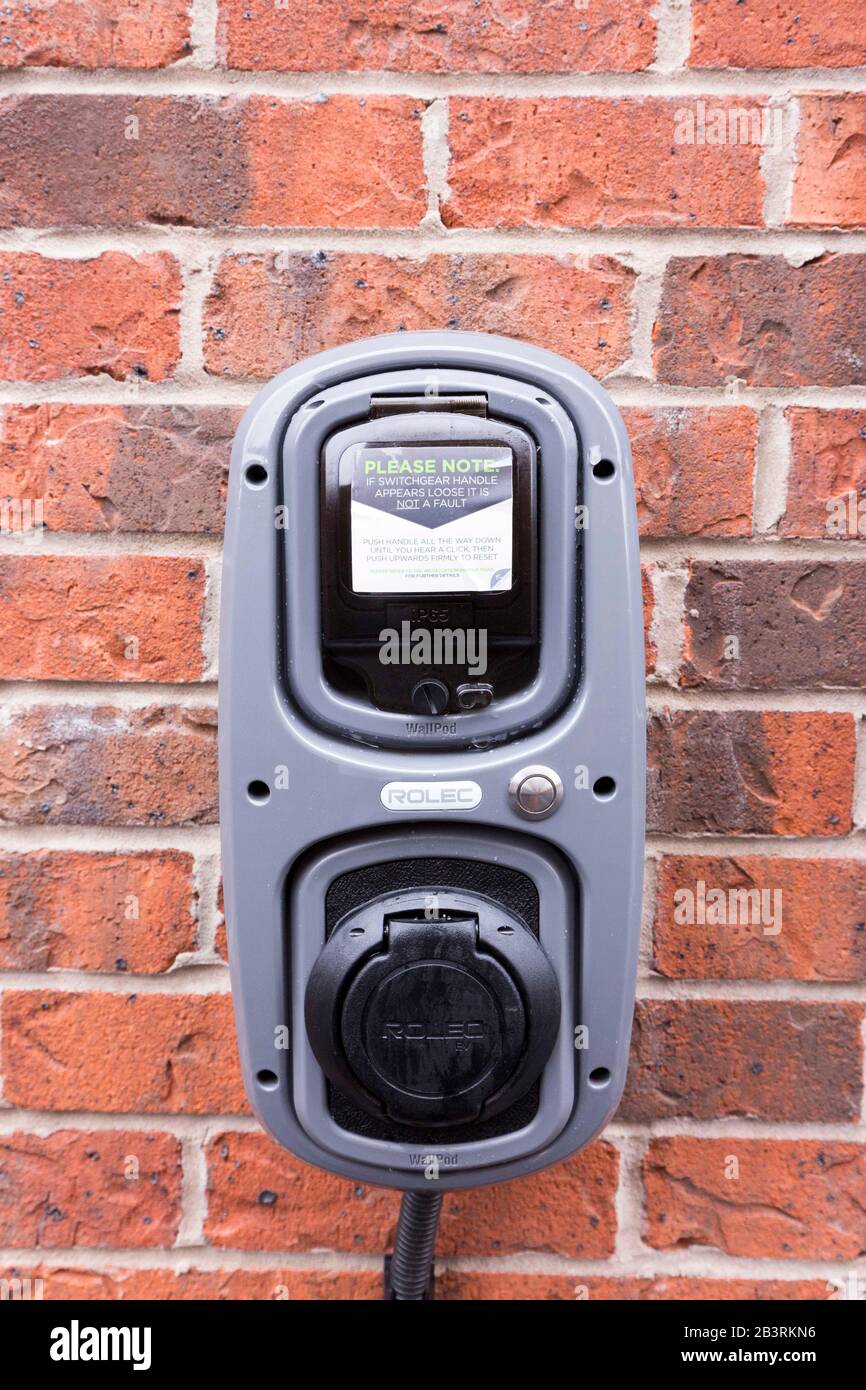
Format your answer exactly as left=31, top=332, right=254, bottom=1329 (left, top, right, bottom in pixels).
left=508, top=765, right=564, bottom=819
left=518, top=775, right=556, bottom=814
left=410, top=679, right=449, bottom=716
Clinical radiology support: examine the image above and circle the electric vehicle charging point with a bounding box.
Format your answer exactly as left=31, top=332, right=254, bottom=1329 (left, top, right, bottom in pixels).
left=219, top=331, right=645, bottom=1298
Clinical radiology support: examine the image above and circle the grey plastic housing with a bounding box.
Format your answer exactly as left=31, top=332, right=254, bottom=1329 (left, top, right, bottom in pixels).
left=219, top=330, right=645, bottom=1191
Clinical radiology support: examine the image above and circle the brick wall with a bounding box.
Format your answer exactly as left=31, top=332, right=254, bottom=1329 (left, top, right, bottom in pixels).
left=1, top=0, right=865, bottom=1302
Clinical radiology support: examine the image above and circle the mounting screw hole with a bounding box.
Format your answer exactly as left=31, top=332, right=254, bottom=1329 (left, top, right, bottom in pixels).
left=592, top=459, right=616, bottom=481
left=247, top=779, right=270, bottom=805
left=593, top=775, right=617, bottom=800
left=244, top=463, right=268, bottom=488
left=256, top=1069, right=279, bottom=1090
left=589, top=1067, right=611, bottom=1087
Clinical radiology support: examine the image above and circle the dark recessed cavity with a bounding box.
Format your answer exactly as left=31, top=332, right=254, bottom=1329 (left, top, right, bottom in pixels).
left=592, top=459, right=616, bottom=481
left=593, top=776, right=616, bottom=800
left=247, top=779, right=271, bottom=804
left=244, top=463, right=268, bottom=488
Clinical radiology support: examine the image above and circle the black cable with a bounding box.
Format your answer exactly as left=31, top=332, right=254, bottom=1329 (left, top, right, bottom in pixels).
left=387, top=1191, right=442, bottom=1300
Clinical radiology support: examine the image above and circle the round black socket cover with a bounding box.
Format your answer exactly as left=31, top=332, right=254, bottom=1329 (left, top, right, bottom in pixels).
left=344, top=926, right=525, bottom=1125
left=361, top=960, right=511, bottom=1099
left=304, top=891, right=560, bottom=1129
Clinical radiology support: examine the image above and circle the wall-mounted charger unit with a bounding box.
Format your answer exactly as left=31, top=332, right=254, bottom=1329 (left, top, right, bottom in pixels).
left=219, top=331, right=645, bottom=1298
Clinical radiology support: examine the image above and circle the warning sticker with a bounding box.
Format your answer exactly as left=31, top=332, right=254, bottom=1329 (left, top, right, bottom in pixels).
left=348, top=444, right=513, bottom=594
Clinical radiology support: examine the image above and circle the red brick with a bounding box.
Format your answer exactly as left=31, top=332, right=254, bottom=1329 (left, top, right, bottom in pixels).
left=624, top=406, right=756, bottom=537
left=0, top=253, right=180, bottom=383
left=0, top=556, right=205, bottom=682
left=790, top=95, right=866, bottom=229
left=783, top=408, right=866, bottom=538
left=439, top=1272, right=833, bottom=1300
left=0, top=1131, right=181, bottom=1249
left=645, top=1138, right=866, bottom=1259
left=654, top=855, right=866, bottom=981
left=0, top=705, right=217, bottom=827
left=0, top=1264, right=836, bottom=1301
left=647, top=710, right=855, bottom=836
left=642, top=564, right=656, bottom=675
left=443, top=98, right=764, bottom=230
left=204, top=252, right=634, bottom=379
left=205, top=1131, right=397, bottom=1253
left=250, top=97, right=423, bottom=229
left=622, top=1000, right=863, bottom=1122
left=0, top=0, right=191, bottom=68
left=690, top=0, right=866, bottom=69
left=0, top=96, right=425, bottom=230
left=217, top=0, right=656, bottom=74
left=438, top=1143, right=618, bottom=1258
left=654, top=254, right=866, bottom=387
left=205, top=1131, right=618, bottom=1257
left=681, top=560, right=866, bottom=689
left=0, top=404, right=236, bottom=534
left=0, top=1266, right=382, bottom=1300
left=216, top=878, right=227, bottom=962
left=2, top=991, right=246, bottom=1114
left=0, top=850, right=196, bottom=974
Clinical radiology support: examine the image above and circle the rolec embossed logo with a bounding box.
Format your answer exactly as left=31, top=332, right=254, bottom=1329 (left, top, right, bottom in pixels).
left=380, top=780, right=482, bottom=810
left=381, top=1022, right=487, bottom=1042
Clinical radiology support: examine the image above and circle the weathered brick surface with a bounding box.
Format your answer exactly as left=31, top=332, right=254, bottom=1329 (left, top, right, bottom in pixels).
left=204, top=1132, right=398, bottom=1253
left=0, top=252, right=181, bottom=382
left=624, top=406, right=756, bottom=538
left=0, top=0, right=191, bottom=68
left=440, top=1142, right=618, bottom=1259
left=205, top=1131, right=617, bottom=1257
left=0, top=556, right=205, bottom=681
left=0, top=1264, right=835, bottom=1300
left=681, top=560, right=866, bottom=689
left=217, top=0, right=657, bottom=74
left=443, top=98, right=765, bottom=229
left=1, top=992, right=246, bottom=1114
left=644, top=1138, right=866, bottom=1259
left=215, top=879, right=227, bottom=962
left=0, top=96, right=425, bottom=229
left=439, top=1273, right=833, bottom=1301
left=690, top=0, right=866, bottom=69
left=654, top=855, right=866, bottom=982
left=203, top=252, right=634, bottom=379
left=783, top=408, right=866, bottom=538
left=0, top=404, right=236, bottom=534
left=622, top=1000, right=863, bottom=1122
left=790, top=95, right=866, bottom=228
left=0, top=850, right=196, bottom=973
left=0, top=1265, right=383, bottom=1300
left=654, top=255, right=866, bottom=387
left=0, top=1131, right=181, bottom=1248
left=642, top=564, right=656, bottom=675
left=0, top=705, right=218, bottom=827
left=647, top=710, right=855, bottom=836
